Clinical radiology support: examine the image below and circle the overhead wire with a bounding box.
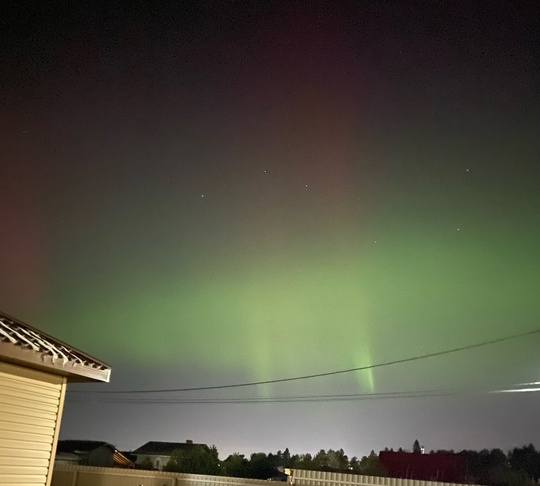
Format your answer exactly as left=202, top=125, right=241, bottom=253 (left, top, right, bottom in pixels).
left=68, top=327, right=540, bottom=395
left=65, top=384, right=540, bottom=404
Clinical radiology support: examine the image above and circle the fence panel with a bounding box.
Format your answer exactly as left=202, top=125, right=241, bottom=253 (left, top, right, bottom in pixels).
left=52, top=465, right=275, bottom=486
left=52, top=466, right=481, bottom=486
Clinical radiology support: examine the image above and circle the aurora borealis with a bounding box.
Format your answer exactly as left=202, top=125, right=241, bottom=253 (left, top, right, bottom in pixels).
left=1, top=1, right=540, bottom=457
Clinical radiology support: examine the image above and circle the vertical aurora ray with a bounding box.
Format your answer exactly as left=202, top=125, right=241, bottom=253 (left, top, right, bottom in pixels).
left=354, top=340, right=376, bottom=393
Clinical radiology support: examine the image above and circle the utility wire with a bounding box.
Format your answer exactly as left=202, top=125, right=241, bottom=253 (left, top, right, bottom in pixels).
left=65, top=384, right=540, bottom=404
left=69, top=327, right=540, bottom=394
left=66, top=391, right=461, bottom=404
left=67, top=388, right=462, bottom=403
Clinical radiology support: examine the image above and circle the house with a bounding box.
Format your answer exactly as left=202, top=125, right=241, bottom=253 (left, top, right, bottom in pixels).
left=56, top=440, right=135, bottom=468
left=0, top=310, right=111, bottom=486
left=132, top=440, right=207, bottom=470
left=379, top=450, right=466, bottom=483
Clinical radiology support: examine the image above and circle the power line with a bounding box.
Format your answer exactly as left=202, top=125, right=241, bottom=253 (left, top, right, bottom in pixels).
left=67, top=388, right=462, bottom=403
left=65, top=384, right=540, bottom=404
left=66, top=391, right=462, bottom=404
left=69, top=327, right=540, bottom=394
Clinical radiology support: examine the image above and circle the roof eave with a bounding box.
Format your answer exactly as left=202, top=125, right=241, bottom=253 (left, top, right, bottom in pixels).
left=0, top=310, right=111, bottom=382
left=0, top=341, right=111, bottom=382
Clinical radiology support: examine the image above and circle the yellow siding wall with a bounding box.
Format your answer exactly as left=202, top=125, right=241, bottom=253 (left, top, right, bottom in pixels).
left=0, top=361, right=66, bottom=486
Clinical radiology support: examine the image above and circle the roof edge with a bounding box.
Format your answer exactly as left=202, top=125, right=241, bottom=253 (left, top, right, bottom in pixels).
left=0, top=310, right=111, bottom=383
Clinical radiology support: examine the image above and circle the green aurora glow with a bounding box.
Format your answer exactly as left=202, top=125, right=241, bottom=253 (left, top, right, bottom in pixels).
left=2, top=0, right=540, bottom=455
left=44, top=173, right=540, bottom=394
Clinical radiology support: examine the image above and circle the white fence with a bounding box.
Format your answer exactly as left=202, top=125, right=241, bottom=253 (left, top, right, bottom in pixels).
left=51, top=466, right=479, bottom=486
left=288, top=469, right=477, bottom=486
left=52, top=465, right=274, bottom=486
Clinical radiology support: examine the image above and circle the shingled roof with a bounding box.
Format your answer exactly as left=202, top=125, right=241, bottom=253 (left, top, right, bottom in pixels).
left=57, top=440, right=134, bottom=468
left=0, top=310, right=111, bottom=382
left=133, top=441, right=207, bottom=455
left=57, top=440, right=110, bottom=453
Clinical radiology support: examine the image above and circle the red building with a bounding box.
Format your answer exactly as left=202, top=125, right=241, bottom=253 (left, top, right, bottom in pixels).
left=379, top=451, right=466, bottom=483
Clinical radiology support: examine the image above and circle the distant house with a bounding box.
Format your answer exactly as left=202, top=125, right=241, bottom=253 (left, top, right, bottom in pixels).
left=132, top=440, right=207, bottom=470
left=56, top=440, right=135, bottom=468
left=0, top=310, right=111, bottom=486
left=379, top=450, right=466, bottom=483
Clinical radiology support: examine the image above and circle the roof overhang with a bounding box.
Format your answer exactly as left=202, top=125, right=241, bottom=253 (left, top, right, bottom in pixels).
left=0, top=311, right=111, bottom=383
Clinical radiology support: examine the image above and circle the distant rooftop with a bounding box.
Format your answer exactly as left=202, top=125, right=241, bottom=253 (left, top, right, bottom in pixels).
left=57, top=440, right=110, bottom=454
left=57, top=440, right=134, bottom=468
left=133, top=440, right=206, bottom=455
left=0, top=310, right=111, bottom=382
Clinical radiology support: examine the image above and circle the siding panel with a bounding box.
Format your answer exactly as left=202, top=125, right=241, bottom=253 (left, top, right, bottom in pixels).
left=0, top=449, right=50, bottom=460
left=0, top=467, right=48, bottom=477
left=0, top=458, right=49, bottom=467
left=0, top=420, right=53, bottom=437
left=0, top=377, right=60, bottom=398
left=0, top=439, right=53, bottom=452
left=1, top=430, right=53, bottom=444
left=0, top=385, right=61, bottom=407
left=0, top=412, right=56, bottom=429
left=0, top=475, right=48, bottom=484
left=0, top=362, right=65, bottom=486
left=0, top=405, right=57, bottom=423
left=0, top=395, right=59, bottom=413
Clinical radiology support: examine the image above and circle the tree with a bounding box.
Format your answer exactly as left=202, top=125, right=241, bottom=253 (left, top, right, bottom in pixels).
left=165, top=445, right=220, bottom=475
left=349, top=456, right=362, bottom=474
left=491, top=466, right=536, bottom=486
left=460, top=448, right=510, bottom=485
left=490, top=449, right=507, bottom=470
left=138, top=456, right=155, bottom=470
left=413, top=440, right=421, bottom=454
left=327, top=449, right=349, bottom=472
left=283, top=448, right=291, bottom=467
left=313, top=450, right=329, bottom=470
left=509, top=445, right=540, bottom=481
left=359, top=451, right=387, bottom=476
left=246, top=452, right=276, bottom=479
left=222, top=453, right=249, bottom=477
left=290, top=453, right=314, bottom=470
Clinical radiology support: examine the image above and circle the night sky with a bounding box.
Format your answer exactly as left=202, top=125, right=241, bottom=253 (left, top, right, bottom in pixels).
left=1, top=1, right=540, bottom=458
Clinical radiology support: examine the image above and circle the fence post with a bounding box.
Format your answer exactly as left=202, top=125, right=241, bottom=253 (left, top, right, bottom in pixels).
left=71, top=470, right=78, bottom=486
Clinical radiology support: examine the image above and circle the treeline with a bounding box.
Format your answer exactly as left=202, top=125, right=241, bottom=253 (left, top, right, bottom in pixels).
left=153, top=445, right=384, bottom=478
left=459, top=446, right=540, bottom=486
left=151, top=443, right=540, bottom=486
left=378, top=444, right=540, bottom=486
left=219, top=448, right=385, bottom=479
